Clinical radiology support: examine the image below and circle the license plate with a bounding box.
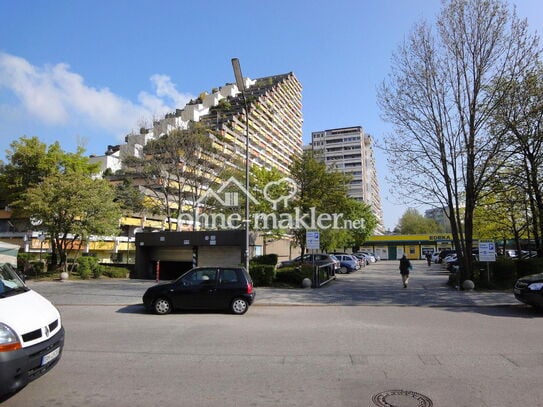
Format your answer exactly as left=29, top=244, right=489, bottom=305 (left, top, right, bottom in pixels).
left=41, top=347, right=60, bottom=366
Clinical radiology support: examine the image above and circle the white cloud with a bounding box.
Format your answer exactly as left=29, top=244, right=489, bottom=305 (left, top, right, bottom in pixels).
left=150, top=74, right=193, bottom=107
left=0, top=52, right=194, bottom=137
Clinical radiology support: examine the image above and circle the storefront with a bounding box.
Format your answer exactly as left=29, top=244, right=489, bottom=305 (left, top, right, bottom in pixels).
left=361, top=234, right=455, bottom=260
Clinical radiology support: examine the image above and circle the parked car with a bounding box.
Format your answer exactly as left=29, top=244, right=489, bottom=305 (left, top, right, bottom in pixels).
left=357, top=252, right=376, bottom=263
left=504, top=249, right=519, bottom=259
left=330, top=254, right=360, bottom=273
left=520, top=250, right=538, bottom=259
left=143, top=267, right=255, bottom=315
left=330, top=252, right=360, bottom=266
left=278, top=253, right=339, bottom=272
left=438, top=250, right=456, bottom=263
left=0, top=243, right=65, bottom=397
left=514, top=273, right=543, bottom=309
left=353, top=253, right=370, bottom=266
left=330, top=254, right=341, bottom=275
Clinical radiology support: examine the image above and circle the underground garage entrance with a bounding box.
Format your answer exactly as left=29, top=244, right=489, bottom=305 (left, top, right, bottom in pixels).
left=134, top=230, right=245, bottom=280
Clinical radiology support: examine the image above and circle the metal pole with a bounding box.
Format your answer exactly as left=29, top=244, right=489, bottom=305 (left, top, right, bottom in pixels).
left=231, top=58, right=250, bottom=273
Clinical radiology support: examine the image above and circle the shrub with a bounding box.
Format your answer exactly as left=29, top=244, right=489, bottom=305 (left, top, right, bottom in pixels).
left=516, top=257, right=543, bottom=278
left=251, top=254, right=278, bottom=266
left=30, top=261, right=45, bottom=273
left=17, top=253, right=32, bottom=273
left=249, top=264, right=275, bottom=286
left=472, top=258, right=516, bottom=289
left=274, top=265, right=313, bottom=287
left=102, top=266, right=130, bottom=279
left=78, top=265, right=92, bottom=279
left=490, top=258, right=517, bottom=289
left=77, top=256, right=101, bottom=279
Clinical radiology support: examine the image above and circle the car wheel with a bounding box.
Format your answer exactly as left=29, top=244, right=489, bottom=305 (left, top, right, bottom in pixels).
left=154, top=297, right=172, bottom=315
left=340, top=266, right=347, bottom=274
left=231, top=297, right=249, bottom=315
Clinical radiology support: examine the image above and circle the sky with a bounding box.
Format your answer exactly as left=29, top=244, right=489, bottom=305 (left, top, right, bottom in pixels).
left=1, top=0, right=542, bottom=230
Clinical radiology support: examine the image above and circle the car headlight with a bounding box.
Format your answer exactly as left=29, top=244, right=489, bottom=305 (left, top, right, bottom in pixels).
left=0, top=323, right=22, bottom=352
left=528, top=282, right=543, bottom=291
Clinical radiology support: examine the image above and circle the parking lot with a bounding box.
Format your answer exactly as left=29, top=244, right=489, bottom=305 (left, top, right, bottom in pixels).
left=26, top=260, right=519, bottom=308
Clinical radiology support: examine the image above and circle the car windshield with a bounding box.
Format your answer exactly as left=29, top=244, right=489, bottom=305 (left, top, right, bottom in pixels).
left=0, top=263, right=27, bottom=297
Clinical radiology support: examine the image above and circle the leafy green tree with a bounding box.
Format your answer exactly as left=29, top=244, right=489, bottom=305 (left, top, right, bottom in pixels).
left=289, top=151, right=349, bottom=253
left=249, top=166, right=293, bottom=253
left=398, top=208, right=443, bottom=234
left=320, top=200, right=377, bottom=252
left=345, top=199, right=377, bottom=248
left=319, top=228, right=351, bottom=252
left=113, top=178, right=146, bottom=213
left=19, top=172, right=121, bottom=271
left=288, top=151, right=375, bottom=254
left=473, top=174, right=529, bottom=254
left=0, top=136, right=99, bottom=206
left=0, top=137, right=118, bottom=266
left=491, top=66, right=543, bottom=256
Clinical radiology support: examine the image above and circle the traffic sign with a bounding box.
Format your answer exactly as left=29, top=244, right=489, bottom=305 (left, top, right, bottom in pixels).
left=306, top=230, right=320, bottom=250
left=479, top=240, right=496, bottom=262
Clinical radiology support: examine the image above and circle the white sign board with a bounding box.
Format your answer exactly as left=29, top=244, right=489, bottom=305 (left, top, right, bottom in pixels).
left=479, top=240, right=496, bottom=262
left=306, top=231, right=320, bottom=250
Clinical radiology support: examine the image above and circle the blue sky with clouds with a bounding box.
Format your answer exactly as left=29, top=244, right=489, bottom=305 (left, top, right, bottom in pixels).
left=1, top=0, right=541, bottom=230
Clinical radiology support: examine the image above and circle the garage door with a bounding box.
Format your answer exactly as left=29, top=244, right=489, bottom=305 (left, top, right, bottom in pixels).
left=198, top=246, right=242, bottom=267
left=150, top=247, right=192, bottom=262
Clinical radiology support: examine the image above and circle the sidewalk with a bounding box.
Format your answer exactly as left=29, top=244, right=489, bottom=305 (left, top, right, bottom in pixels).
left=27, top=260, right=520, bottom=308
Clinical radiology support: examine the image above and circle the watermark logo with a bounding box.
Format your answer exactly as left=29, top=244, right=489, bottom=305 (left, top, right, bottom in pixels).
left=184, top=177, right=365, bottom=231
left=196, top=177, right=259, bottom=207
left=262, top=178, right=297, bottom=209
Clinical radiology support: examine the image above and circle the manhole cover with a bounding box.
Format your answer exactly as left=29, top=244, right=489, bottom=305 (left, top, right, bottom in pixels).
left=372, top=390, right=433, bottom=407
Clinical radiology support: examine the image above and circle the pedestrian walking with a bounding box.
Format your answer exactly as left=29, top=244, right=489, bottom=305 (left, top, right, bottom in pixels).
left=426, top=251, right=432, bottom=267
left=399, top=254, right=412, bottom=288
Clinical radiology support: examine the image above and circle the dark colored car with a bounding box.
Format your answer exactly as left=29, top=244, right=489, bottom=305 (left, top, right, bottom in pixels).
left=514, top=273, right=543, bottom=309
left=438, top=250, right=456, bottom=263
left=143, top=267, right=255, bottom=315
left=278, top=253, right=339, bottom=272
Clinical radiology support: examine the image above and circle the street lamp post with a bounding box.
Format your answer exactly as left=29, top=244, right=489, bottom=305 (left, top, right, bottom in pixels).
left=231, top=58, right=250, bottom=273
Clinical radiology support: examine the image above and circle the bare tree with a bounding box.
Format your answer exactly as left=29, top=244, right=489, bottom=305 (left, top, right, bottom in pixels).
left=123, top=122, right=234, bottom=231
left=378, top=0, right=539, bottom=281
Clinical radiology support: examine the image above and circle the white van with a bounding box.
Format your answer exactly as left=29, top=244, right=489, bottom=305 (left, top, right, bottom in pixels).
left=0, top=242, right=64, bottom=396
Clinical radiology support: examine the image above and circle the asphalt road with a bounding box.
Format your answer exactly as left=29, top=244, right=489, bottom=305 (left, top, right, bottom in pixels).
left=3, top=260, right=542, bottom=407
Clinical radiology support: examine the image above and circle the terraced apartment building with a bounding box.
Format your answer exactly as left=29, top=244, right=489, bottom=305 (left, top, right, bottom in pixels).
left=81, top=72, right=304, bottom=262
left=93, top=72, right=303, bottom=176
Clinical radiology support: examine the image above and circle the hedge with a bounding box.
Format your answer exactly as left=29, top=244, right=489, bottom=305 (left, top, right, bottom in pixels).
left=249, top=264, right=275, bottom=286
left=251, top=254, right=278, bottom=266
left=470, top=257, right=543, bottom=290
left=274, top=265, right=313, bottom=286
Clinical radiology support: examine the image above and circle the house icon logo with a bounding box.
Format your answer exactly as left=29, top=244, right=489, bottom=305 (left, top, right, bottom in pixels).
left=196, top=177, right=259, bottom=207
left=196, top=176, right=297, bottom=209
